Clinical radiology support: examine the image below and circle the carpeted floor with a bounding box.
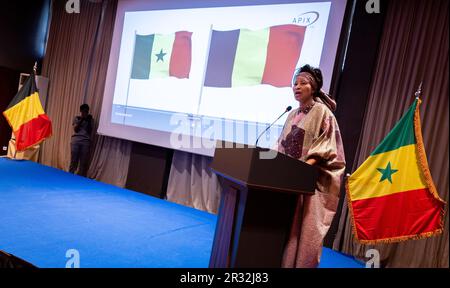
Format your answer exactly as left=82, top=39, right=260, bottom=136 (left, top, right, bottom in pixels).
left=0, top=158, right=363, bottom=268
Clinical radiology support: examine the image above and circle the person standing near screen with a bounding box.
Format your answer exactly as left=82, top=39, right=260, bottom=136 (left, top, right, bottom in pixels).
left=274, top=65, right=346, bottom=268
left=69, top=104, right=93, bottom=177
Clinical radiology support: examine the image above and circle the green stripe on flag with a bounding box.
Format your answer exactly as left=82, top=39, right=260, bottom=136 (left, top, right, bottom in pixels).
left=131, top=34, right=154, bottom=79
left=232, top=28, right=269, bottom=87
left=370, top=99, right=417, bottom=156
left=149, top=34, right=175, bottom=78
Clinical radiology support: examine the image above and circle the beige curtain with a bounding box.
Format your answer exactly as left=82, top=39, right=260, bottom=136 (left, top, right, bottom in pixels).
left=333, top=0, right=449, bottom=268
left=40, top=0, right=131, bottom=187
left=167, top=150, right=222, bottom=214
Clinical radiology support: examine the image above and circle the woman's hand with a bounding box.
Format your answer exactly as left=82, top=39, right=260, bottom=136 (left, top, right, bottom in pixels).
left=306, top=158, right=317, bottom=166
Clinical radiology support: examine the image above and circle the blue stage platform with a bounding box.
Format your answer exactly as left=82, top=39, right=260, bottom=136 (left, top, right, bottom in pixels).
left=0, top=158, right=363, bottom=268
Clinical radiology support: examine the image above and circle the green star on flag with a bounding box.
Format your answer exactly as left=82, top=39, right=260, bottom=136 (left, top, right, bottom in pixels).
left=377, top=162, right=398, bottom=183
left=346, top=98, right=446, bottom=244
left=155, top=49, right=166, bottom=62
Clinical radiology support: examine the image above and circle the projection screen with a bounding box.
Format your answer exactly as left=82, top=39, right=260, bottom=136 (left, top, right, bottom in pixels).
left=98, top=0, right=348, bottom=156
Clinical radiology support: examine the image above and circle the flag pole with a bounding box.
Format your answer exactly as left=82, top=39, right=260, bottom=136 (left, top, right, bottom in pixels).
left=13, top=143, right=17, bottom=159
left=123, top=30, right=137, bottom=125
left=195, top=24, right=213, bottom=117
left=415, top=82, right=423, bottom=100
left=188, top=24, right=213, bottom=143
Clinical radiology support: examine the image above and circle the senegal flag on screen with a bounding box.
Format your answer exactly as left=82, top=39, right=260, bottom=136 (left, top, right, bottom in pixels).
left=131, top=31, right=192, bottom=79
left=204, top=24, right=306, bottom=88
left=3, top=73, right=52, bottom=151
left=347, top=98, right=446, bottom=244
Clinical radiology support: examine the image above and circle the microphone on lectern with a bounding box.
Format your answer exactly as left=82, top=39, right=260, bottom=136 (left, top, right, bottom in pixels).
left=255, top=106, right=292, bottom=147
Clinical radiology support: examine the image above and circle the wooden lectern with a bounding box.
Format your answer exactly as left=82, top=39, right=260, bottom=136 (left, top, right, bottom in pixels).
left=209, top=141, right=318, bottom=268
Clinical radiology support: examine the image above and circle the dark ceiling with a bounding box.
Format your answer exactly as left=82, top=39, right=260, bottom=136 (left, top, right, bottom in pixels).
left=0, top=0, right=51, bottom=73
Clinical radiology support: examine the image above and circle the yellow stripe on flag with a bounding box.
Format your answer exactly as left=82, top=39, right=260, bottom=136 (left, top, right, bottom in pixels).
left=3, top=92, right=45, bottom=132
left=348, top=144, right=426, bottom=201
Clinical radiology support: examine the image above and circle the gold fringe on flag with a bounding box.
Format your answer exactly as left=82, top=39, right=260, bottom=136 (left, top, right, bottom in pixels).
left=345, top=98, right=447, bottom=245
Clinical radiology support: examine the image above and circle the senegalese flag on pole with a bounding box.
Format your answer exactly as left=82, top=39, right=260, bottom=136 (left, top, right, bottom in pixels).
left=204, top=24, right=306, bottom=88
left=130, top=31, right=192, bottom=79
left=3, top=72, right=52, bottom=151
left=347, top=98, right=446, bottom=244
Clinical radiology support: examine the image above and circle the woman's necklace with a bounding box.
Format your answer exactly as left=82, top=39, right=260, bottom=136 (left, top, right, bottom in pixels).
left=298, top=100, right=316, bottom=114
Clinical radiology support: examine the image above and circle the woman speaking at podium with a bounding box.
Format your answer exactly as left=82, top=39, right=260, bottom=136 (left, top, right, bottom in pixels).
left=275, top=65, right=346, bottom=268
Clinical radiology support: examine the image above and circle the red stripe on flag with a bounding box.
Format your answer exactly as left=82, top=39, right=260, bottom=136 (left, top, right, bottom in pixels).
left=169, top=31, right=192, bottom=79
left=15, top=114, right=52, bottom=151
left=261, top=25, right=306, bottom=87
left=351, top=188, right=443, bottom=241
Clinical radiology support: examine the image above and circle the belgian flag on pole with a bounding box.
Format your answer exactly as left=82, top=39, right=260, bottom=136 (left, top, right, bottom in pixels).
left=3, top=72, right=52, bottom=151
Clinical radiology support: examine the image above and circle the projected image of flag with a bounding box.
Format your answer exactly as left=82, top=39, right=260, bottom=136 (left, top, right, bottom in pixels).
left=131, top=31, right=192, bottom=79
left=204, top=24, right=306, bottom=88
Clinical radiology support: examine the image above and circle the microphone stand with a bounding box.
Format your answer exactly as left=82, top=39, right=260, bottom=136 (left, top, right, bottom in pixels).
left=255, top=107, right=291, bottom=147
